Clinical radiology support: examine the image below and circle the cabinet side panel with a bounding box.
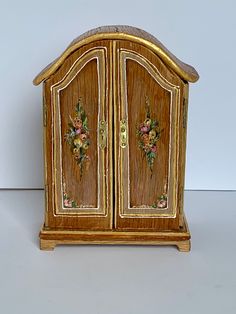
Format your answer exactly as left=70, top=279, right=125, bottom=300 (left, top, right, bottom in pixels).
left=43, top=81, right=51, bottom=228
left=178, top=83, right=189, bottom=227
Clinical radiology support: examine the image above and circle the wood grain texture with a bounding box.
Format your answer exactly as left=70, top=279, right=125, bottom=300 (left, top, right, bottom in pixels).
left=39, top=215, right=191, bottom=252
left=33, top=25, right=199, bottom=85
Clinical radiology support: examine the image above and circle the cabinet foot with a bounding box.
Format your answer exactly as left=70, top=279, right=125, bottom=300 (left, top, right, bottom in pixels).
left=177, top=240, right=191, bottom=252
left=40, top=239, right=56, bottom=251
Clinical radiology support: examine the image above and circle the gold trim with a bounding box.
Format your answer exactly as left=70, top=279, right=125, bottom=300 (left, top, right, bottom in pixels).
left=113, top=40, right=118, bottom=228
left=43, top=92, right=47, bottom=127
left=183, top=97, right=188, bottom=128
left=109, top=41, right=114, bottom=229
left=33, top=28, right=199, bottom=85
left=44, top=184, right=48, bottom=213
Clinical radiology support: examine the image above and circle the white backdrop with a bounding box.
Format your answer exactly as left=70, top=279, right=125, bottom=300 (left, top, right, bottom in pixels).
left=0, top=0, right=235, bottom=190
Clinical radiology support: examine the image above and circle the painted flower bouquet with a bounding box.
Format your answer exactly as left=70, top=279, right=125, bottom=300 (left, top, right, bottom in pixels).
left=64, top=98, right=90, bottom=179
left=63, top=193, right=78, bottom=208
left=136, top=97, right=161, bottom=174
left=152, top=193, right=167, bottom=209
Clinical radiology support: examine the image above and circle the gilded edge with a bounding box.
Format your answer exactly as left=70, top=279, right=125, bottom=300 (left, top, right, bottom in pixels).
left=33, top=33, right=199, bottom=85
left=113, top=40, right=118, bottom=228
left=109, top=41, right=114, bottom=229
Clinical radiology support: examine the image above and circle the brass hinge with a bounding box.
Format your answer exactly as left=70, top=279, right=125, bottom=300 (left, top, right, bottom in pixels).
left=183, top=97, right=188, bottom=128
left=120, top=119, right=127, bottom=148
left=99, top=120, right=107, bottom=149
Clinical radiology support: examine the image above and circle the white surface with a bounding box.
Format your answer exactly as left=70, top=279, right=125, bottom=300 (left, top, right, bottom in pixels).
left=0, top=190, right=235, bottom=314
left=0, top=0, right=236, bottom=189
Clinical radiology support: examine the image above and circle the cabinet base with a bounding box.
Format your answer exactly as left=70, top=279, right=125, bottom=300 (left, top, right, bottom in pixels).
left=39, top=217, right=191, bottom=252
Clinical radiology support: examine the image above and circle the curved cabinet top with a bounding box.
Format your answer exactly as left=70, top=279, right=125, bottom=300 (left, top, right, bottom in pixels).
left=33, top=25, right=199, bottom=85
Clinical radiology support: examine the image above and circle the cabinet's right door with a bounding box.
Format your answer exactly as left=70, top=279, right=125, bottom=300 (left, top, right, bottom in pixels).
left=114, top=40, right=186, bottom=230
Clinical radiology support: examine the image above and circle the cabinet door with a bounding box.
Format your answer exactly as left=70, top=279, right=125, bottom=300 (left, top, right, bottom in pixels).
left=44, top=42, right=113, bottom=230
left=114, top=41, right=185, bottom=230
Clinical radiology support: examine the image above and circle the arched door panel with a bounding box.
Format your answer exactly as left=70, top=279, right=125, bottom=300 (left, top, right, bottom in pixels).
left=44, top=42, right=113, bottom=230
left=114, top=41, right=184, bottom=230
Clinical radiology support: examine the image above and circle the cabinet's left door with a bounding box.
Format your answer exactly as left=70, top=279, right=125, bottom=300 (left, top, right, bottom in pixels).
left=43, top=42, right=113, bottom=230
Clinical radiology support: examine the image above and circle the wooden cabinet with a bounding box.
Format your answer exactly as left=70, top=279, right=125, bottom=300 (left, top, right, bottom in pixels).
left=34, top=26, right=199, bottom=251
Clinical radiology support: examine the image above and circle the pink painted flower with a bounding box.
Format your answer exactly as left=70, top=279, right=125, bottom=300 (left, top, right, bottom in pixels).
left=80, top=133, right=87, bottom=140
left=76, top=128, right=82, bottom=134
left=140, top=126, right=150, bottom=133
left=64, top=199, right=70, bottom=207
left=73, top=117, right=82, bottom=129
left=157, top=200, right=167, bottom=208
left=151, top=145, right=157, bottom=153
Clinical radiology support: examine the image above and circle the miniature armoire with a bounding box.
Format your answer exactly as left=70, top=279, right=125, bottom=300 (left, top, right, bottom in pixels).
left=33, top=26, right=199, bottom=251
